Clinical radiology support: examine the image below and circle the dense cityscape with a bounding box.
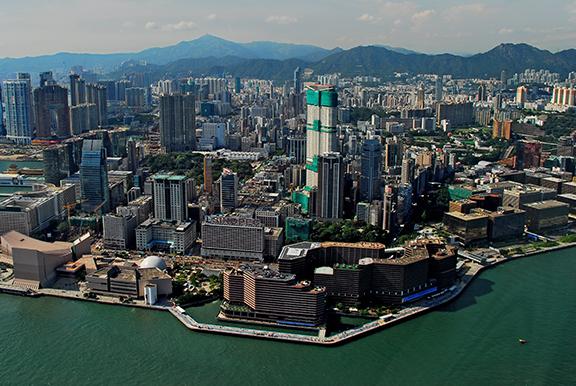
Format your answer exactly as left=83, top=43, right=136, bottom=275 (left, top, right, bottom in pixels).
left=1, top=1, right=576, bottom=383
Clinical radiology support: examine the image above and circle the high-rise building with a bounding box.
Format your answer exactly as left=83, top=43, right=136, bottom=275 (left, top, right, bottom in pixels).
left=86, top=84, right=107, bottom=126
left=152, top=174, right=195, bottom=222
left=80, top=139, right=110, bottom=213
left=360, top=139, right=382, bottom=202
left=305, top=84, right=338, bottom=188
left=125, top=87, right=147, bottom=108
left=416, top=84, right=425, bottom=109
left=126, top=138, right=138, bottom=173
left=70, top=103, right=98, bottom=134
left=401, top=155, right=414, bottom=185
left=515, top=140, right=542, bottom=170
left=477, top=84, right=487, bottom=102
left=385, top=137, right=403, bottom=170
left=203, top=156, right=213, bottom=194
left=69, top=74, right=86, bottom=107
left=39, top=72, right=54, bottom=87
left=43, top=145, right=73, bottom=185
left=2, top=79, right=33, bottom=144
left=317, top=152, right=344, bottom=219
left=220, top=169, right=238, bottom=213
left=436, top=102, right=474, bottom=128
left=435, top=75, right=443, bottom=102
left=159, top=94, right=196, bottom=153
left=293, top=67, right=302, bottom=94
left=34, top=85, right=70, bottom=138
left=516, top=86, right=528, bottom=105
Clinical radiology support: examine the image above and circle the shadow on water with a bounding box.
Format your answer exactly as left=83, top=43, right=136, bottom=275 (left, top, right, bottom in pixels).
left=437, top=277, right=495, bottom=313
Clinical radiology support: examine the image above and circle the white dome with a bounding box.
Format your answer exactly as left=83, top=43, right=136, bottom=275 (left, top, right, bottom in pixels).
left=139, top=256, right=167, bottom=270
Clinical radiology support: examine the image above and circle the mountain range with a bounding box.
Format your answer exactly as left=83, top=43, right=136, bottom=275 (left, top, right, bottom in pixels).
left=0, top=35, right=574, bottom=82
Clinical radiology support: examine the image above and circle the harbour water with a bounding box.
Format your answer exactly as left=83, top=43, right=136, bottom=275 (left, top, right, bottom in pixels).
left=1, top=248, right=575, bottom=385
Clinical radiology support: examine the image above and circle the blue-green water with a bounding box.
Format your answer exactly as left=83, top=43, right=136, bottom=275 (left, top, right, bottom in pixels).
left=0, top=160, right=43, bottom=172
left=1, top=249, right=575, bottom=385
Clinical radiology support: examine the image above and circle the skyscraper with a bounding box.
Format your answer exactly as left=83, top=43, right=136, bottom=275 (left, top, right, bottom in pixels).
left=435, top=75, right=443, bottom=102
left=34, top=85, right=70, bottom=138
left=293, top=67, right=302, bottom=94
left=69, top=74, right=86, bottom=107
left=360, top=139, right=383, bottom=202
left=80, top=139, right=110, bottom=213
left=39, top=71, right=54, bottom=87
left=2, top=80, right=33, bottom=144
left=305, top=84, right=338, bottom=188
left=317, top=152, right=344, bottom=219
left=401, top=154, right=414, bottom=185
left=385, top=137, right=403, bottom=170
left=204, top=156, right=213, bottom=194
left=152, top=174, right=195, bottom=222
left=86, top=83, right=108, bottom=126
left=477, top=84, right=487, bottom=102
left=220, top=169, right=238, bottom=213
left=416, top=84, right=425, bottom=109
left=516, top=86, right=528, bottom=105
left=159, top=94, right=196, bottom=153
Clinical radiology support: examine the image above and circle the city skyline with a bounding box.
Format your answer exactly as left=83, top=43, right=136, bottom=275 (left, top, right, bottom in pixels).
left=1, top=0, right=576, bottom=58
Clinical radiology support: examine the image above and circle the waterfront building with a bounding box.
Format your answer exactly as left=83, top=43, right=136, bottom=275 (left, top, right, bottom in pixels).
left=86, top=264, right=172, bottom=298
left=80, top=139, right=110, bottom=213
left=2, top=79, right=33, bottom=144
left=523, top=200, right=569, bottom=232
left=0, top=231, right=73, bottom=289
left=159, top=94, right=196, bottom=153
left=222, top=264, right=326, bottom=326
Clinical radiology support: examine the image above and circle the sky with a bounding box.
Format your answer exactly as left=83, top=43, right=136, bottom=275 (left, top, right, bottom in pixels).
left=0, top=0, right=575, bottom=57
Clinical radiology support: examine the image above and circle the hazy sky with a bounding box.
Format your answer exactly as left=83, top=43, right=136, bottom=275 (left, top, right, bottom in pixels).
left=1, top=0, right=575, bottom=57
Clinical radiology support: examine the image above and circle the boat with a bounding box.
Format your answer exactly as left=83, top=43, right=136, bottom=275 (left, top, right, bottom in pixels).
left=518, top=338, right=528, bottom=344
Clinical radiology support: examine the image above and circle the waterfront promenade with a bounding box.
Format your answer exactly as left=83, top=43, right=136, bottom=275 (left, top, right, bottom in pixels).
left=2, top=241, right=574, bottom=346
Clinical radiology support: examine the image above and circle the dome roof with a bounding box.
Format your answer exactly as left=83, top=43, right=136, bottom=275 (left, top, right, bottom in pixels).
left=139, top=256, right=167, bottom=270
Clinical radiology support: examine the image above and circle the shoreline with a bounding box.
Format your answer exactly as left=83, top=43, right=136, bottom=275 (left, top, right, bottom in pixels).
left=1, top=242, right=575, bottom=346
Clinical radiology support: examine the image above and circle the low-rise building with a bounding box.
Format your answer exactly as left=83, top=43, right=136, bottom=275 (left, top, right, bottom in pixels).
left=136, top=219, right=196, bottom=253
left=443, top=211, right=489, bottom=243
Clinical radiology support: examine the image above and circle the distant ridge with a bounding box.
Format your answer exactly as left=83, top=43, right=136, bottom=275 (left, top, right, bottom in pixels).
left=0, top=37, right=574, bottom=82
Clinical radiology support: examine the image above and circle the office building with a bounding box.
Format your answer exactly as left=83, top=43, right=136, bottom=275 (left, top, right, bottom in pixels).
left=359, top=139, right=382, bottom=202
left=159, top=94, right=196, bottom=152
left=80, top=139, right=110, bottom=213
left=34, top=85, right=70, bottom=138
left=200, top=122, right=226, bottom=149
left=2, top=79, right=33, bottom=144
left=39, top=71, right=54, bottom=87
left=487, top=208, right=526, bottom=241
left=435, top=75, right=443, bottom=102
left=305, top=84, right=338, bottom=188
left=317, top=152, right=344, bottom=219
left=219, top=169, right=238, bottom=213
left=152, top=174, right=194, bottom=222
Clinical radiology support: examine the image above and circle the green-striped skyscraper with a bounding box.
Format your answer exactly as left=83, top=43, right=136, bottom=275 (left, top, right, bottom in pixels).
left=305, top=84, right=338, bottom=188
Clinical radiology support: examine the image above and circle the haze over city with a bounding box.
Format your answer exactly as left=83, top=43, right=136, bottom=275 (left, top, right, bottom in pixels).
left=1, top=0, right=576, bottom=57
